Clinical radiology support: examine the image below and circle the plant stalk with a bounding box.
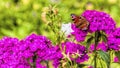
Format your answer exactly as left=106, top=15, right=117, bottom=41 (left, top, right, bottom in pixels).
left=108, top=51, right=111, bottom=68
left=94, top=31, right=99, bottom=68
left=33, top=54, right=37, bottom=68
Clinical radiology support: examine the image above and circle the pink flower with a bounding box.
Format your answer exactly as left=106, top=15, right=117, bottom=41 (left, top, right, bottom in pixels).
left=114, top=56, right=119, bottom=62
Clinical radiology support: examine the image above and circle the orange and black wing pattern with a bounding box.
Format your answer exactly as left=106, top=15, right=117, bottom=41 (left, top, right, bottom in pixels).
left=71, top=14, right=89, bottom=30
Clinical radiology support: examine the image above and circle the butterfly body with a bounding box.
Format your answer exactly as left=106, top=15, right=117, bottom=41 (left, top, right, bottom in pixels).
left=71, top=14, right=89, bottom=30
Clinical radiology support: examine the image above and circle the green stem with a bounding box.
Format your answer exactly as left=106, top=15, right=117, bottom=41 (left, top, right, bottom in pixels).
left=108, top=51, right=112, bottom=68
left=94, top=31, right=99, bottom=68
left=33, top=54, right=37, bottom=68
left=45, top=61, right=49, bottom=68
left=94, top=51, right=97, bottom=68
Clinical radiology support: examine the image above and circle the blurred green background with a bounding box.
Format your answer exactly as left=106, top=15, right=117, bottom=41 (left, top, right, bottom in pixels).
left=0, top=0, right=120, bottom=39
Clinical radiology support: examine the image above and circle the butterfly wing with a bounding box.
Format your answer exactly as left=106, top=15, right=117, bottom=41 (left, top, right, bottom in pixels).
left=71, top=14, right=77, bottom=20
left=79, top=21, right=89, bottom=30
left=71, top=14, right=89, bottom=30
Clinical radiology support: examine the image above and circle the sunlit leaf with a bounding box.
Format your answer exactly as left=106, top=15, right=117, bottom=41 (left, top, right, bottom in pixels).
left=98, top=50, right=110, bottom=67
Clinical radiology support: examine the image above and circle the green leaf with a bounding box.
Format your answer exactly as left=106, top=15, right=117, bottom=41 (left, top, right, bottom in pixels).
left=86, top=35, right=94, bottom=49
left=78, top=64, right=90, bottom=68
left=101, top=33, right=107, bottom=43
left=98, top=50, right=110, bottom=67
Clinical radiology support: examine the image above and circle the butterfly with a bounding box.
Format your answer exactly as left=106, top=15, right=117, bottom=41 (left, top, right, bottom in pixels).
left=71, top=14, right=89, bottom=30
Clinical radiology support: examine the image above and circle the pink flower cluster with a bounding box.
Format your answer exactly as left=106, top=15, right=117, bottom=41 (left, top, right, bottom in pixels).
left=0, top=34, right=88, bottom=68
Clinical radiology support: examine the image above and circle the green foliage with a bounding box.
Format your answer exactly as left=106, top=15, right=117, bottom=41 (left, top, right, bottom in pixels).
left=0, top=0, right=120, bottom=39
left=98, top=50, right=110, bottom=68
